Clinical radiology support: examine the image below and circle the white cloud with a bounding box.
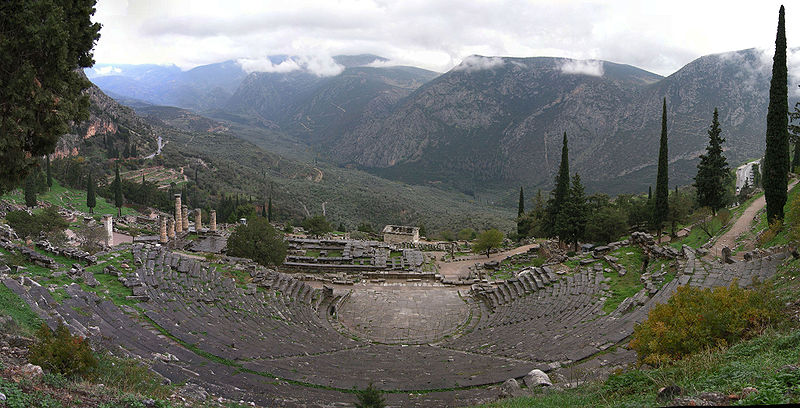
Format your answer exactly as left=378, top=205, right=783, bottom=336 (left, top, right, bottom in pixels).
left=237, top=54, right=344, bottom=77
left=560, top=59, right=604, bottom=76
left=90, top=0, right=796, bottom=77
left=237, top=57, right=301, bottom=74
left=453, top=56, right=505, bottom=72
left=90, top=65, right=123, bottom=76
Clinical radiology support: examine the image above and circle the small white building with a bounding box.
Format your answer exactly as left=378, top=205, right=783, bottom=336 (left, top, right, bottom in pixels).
left=382, top=225, right=420, bottom=244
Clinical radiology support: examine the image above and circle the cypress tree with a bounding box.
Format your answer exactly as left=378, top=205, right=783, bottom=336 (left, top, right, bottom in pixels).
left=268, top=197, right=273, bottom=222
left=46, top=155, right=52, bottom=190
left=545, top=132, right=571, bottom=239
left=86, top=172, right=96, bottom=214
left=560, top=173, right=587, bottom=251
left=24, top=173, right=37, bottom=207
left=113, top=163, right=123, bottom=216
left=694, top=108, right=731, bottom=215
left=653, top=98, right=670, bottom=238
left=764, top=5, right=789, bottom=223
left=516, top=186, right=525, bottom=236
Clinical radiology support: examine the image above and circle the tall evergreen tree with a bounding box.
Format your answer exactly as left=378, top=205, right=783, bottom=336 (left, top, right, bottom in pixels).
left=0, top=0, right=101, bottom=193
left=764, top=5, right=789, bottom=223
left=653, top=98, right=670, bottom=238
left=23, top=172, right=37, bottom=207
left=113, top=163, right=123, bottom=216
left=516, top=186, right=525, bottom=236
left=46, top=155, right=52, bottom=190
left=694, top=108, right=731, bottom=215
left=559, top=173, right=588, bottom=251
left=86, top=172, right=96, bottom=214
left=267, top=197, right=273, bottom=222
left=544, top=132, right=571, bottom=239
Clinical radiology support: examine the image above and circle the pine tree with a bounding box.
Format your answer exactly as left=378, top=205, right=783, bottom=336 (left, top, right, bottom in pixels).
left=516, top=186, right=525, bottom=236
left=653, top=98, right=670, bottom=238
left=560, top=173, right=588, bottom=251
left=46, top=155, right=52, bottom=190
left=24, top=172, right=37, bottom=207
left=764, top=5, right=789, bottom=223
left=113, top=163, right=123, bottom=216
left=544, top=132, right=571, bottom=239
left=694, top=108, right=731, bottom=215
left=86, top=172, right=96, bottom=214
left=0, top=1, right=101, bottom=193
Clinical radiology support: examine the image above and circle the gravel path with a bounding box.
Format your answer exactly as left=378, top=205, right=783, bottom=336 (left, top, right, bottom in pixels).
left=436, top=243, right=539, bottom=279
left=707, top=179, right=797, bottom=260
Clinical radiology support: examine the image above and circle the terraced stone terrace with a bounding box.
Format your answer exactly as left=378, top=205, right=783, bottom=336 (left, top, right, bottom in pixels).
left=0, top=240, right=792, bottom=407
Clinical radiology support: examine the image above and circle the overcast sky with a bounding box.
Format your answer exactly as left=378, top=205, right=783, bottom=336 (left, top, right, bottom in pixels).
left=92, top=0, right=795, bottom=76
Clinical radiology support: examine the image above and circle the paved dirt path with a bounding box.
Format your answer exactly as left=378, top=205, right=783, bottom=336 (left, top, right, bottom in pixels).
left=435, top=243, right=539, bottom=279
left=707, top=179, right=798, bottom=260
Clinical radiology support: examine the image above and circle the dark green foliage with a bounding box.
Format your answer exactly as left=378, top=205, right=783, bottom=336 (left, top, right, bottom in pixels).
left=86, top=172, right=96, bottom=213
left=0, top=0, right=101, bottom=193
left=516, top=186, right=525, bottom=236
left=630, top=283, right=781, bottom=366
left=544, top=132, right=571, bottom=238
left=585, top=206, right=629, bottom=244
left=24, top=172, right=37, bottom=207
left=29, top=323, right=97, bottom=378
left=668, top=189, right=694, bottom=237
left=355, top=383, right=386, bottom=408
left=6, top=206, right=68, bottom=240
left=457, top=228, right=477, bottom=241
left=225, top=217, right=287, bottom=267
left=753, top=163, right=761, bottom=188
left=559, top=173, right=588, bottom=251
left=473, top=229, right=503, bottom=258
left=112, top=164, right=123, bottom=216
left=764, top=5, right=789, bottom=222
left=302, top=215, right=333, bottom=236
left=653, top=98, right=670, bottom=236
left=694, top=109, right=731, bottom=215
left=46, top=156, right=52, bottom=189
left=267, top=197, right=273, bottom=222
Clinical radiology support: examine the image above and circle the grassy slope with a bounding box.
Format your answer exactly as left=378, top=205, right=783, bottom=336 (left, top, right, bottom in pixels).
left=1, top=179, right=137, bottom=217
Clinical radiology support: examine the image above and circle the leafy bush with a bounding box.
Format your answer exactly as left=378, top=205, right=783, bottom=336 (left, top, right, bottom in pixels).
left=301, top=215, right=332, bottom=236
left=355, top=383, right=386, bottom=408
left=5, top=206, right=68, bottom=241
left=226, top=217, right=288, bottom=267
left=28, top=323, right=97, bottom=378
left=758, top=219, right=783, bottom=247
left=630, top=283, right=781, bottom=366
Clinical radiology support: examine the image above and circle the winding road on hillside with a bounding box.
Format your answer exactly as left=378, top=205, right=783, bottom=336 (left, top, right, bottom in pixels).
left=707, top=179, right=798, bottom=260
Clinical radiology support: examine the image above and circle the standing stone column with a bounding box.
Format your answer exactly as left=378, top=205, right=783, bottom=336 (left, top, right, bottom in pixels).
left=194, top=208, right=202, bottom=231
left=210, top=210, right=217, bottom=232
left=159, top=216, right=168, bottom=244
left=102, top=215, right=113, bottom=247
left=167, top=218, right=176, bottom=239
left=181, top=205, right=189, bottom=231
left=174, top=194, right=183, bottom=233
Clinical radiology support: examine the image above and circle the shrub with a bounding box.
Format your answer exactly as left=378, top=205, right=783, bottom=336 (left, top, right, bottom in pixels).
left=226, top=217, right=288, bottom=267
left=355, top=383, right=386, bottom=408
left=629, top=283, right=781, bottom=366
left=758, top=219, right=783, bottom=247
left=5, top=206, right=68, bottom=241
left=28, top=323, right=97, bottom=378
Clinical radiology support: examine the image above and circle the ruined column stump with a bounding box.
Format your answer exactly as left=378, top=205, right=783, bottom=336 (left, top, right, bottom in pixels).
left=174, top=194, right=183, bottom=233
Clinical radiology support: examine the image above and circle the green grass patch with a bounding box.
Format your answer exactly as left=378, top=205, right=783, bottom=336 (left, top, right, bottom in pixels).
left=602, top=247, right=645, bottom=314
left=757, top=181, right=800, bottom=248
left=1, top=179, right=137, bottom=216
left=0, top=281, right=44, bottom=335
left=477, top=329, right=800, bottom=408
